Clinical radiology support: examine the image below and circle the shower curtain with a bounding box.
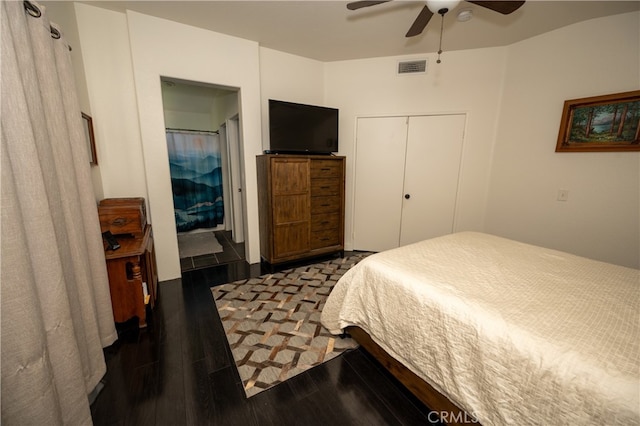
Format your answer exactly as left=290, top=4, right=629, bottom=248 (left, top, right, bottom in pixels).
left=2, top=1, right=117, bottom=424
left=166, top=130, right=224, bottom=232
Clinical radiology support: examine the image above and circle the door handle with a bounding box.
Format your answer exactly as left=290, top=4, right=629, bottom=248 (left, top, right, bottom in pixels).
left=404, top=194, right=410, bottom=199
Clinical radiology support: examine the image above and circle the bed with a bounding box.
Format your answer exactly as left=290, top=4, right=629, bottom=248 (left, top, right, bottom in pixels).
left=321, top=232, right=639, bottom=425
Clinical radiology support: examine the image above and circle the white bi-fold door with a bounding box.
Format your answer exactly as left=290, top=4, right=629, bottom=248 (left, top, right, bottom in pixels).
left=353, top=114, right=466, bottom=252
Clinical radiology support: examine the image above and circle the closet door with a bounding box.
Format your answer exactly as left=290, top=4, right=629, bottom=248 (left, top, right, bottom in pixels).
left=353, top=116, right=408, bottom=252
left=400, top=114, right=465, bottom=245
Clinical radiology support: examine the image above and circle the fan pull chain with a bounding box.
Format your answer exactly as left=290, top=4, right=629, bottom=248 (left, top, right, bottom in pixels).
left=437, top=12, right=445, bottom=64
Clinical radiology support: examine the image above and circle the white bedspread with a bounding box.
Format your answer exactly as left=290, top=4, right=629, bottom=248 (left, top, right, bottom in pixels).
left=321, top=232, right=640, bottom=425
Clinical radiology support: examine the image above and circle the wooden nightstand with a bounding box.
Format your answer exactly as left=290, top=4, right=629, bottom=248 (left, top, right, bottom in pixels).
left=104, top=225, right=158, bottom=327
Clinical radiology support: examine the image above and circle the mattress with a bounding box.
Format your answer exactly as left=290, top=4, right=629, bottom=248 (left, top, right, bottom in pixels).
left=321, top=232, right=639, bottom=425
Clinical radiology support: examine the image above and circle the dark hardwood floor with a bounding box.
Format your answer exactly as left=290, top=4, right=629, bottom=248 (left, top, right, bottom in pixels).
left=90, top=255, right=441, bottom=426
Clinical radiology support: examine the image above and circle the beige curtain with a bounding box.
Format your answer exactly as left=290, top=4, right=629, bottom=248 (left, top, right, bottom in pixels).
left=1, top=1, right=117, bottom=424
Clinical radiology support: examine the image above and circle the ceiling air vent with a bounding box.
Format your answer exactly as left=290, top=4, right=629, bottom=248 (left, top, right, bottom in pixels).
left=397, top=59, right=427, bottom=75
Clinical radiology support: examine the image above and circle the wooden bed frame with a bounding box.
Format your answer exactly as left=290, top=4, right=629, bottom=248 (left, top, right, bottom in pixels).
left=345, top=326, right=481, bottom=426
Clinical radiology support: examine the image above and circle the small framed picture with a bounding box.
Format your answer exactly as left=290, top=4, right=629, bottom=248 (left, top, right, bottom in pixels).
left=556, top=90, right=640, bottom=152
left=82, top=112, right=98, bottom=165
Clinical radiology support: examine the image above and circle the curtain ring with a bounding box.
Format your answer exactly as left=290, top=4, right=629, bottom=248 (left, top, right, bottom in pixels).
left=50, top=26, right=61, bottom=39
left=23, top=0, right=42, bottom=18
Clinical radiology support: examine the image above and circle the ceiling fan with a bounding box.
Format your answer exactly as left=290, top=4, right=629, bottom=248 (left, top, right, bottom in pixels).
left=346, top=0, right=525, bottom=37
left=347, top=0, right=524, bottom=63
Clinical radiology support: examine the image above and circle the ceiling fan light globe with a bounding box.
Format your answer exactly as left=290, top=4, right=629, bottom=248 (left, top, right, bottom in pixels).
left=426, top=0, right=461, bottom=15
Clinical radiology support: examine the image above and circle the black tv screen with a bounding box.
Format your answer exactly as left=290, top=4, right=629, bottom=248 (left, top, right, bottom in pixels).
left=268, top=99, right=338, bottom=154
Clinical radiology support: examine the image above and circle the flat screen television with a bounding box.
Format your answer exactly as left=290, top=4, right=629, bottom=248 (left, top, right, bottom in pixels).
left=268, top=99, right=338, bottom=154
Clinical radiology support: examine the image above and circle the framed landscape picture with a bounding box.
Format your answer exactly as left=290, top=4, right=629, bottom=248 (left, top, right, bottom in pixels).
left=556, top=90, right=640, bottom=152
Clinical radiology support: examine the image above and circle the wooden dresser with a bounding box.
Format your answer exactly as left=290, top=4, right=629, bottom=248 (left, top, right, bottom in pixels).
left=257, top=154, right=345, bottom=265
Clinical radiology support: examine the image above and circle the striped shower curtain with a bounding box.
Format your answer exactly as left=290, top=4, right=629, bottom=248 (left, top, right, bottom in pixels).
left=166, top=130, right=224, bottom=232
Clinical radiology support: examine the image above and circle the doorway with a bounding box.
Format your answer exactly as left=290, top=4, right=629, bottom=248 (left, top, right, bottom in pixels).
left=220, top=115, right=244, bottom=244
left=160, top=77, right=246, bottom=271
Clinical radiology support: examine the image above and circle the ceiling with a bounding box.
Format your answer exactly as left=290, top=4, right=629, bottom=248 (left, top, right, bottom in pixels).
left=82, top=1, right=639, bottom=62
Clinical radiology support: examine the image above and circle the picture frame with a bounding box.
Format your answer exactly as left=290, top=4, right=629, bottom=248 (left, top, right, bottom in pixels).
left=82, top=112, right=98, bottom=165
left=555, top=90, right=640, bottom=152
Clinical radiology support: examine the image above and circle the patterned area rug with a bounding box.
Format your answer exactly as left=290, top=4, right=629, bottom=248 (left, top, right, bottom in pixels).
left=211, top=253, right=371, bottom=397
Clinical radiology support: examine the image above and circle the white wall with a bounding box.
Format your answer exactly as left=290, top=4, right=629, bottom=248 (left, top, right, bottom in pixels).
left=71, top=4, right=639, bottom=276
left=325, top=49, right=508, bottom=250
left=212, top=92, right=239, bottom=129
left=259, top=48, right=326, bottom=150
left=486, top=12, right=640, bottom=268
left=163, top=110, right=213, bottom=131
left=162, top=85, right=239, bottom=131
left=72, top=5, right=325, bottom=281
left=125, top=11, right=263, bottom=280
left=74, top=4, right=148, bottom=204
left=75, top=4, right=263, bottom=280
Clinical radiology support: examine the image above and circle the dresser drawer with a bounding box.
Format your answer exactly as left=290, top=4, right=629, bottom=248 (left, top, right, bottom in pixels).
left=311, top=228, right=341, bottom=249
left=311, top=178, right=341, bottom=196
left=310, top=160, right=342, bottom=178
left=311, top=195, right=341, bottom=213
left=311, top=212, right=340, bottom=231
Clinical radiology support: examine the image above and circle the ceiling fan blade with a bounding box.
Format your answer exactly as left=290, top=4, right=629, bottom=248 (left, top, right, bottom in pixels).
left=347, top=1, right=391, bottom=11
left=405, top=5, right=434, bottom=38
left=465, top=1, right=525, bottom=15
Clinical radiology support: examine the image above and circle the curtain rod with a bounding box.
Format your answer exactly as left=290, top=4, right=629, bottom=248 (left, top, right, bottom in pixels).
left=166, top=128, right=219, bottom=135
left=23, top=1, right=72, bottom=51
